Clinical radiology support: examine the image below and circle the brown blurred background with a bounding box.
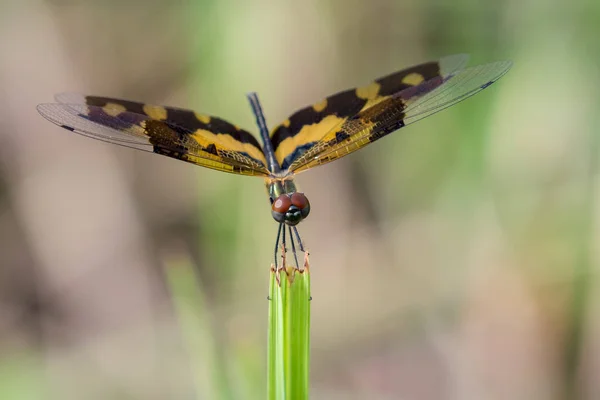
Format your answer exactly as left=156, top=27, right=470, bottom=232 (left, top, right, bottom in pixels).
left=1, top=0, right=599, bottom=399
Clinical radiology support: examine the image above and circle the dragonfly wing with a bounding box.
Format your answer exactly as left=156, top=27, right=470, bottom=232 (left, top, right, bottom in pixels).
left=37, top=96, right=270, bottom=176
left=287, top=60, right=512, bottom=173
left=270, top=54, right=470, bottom=170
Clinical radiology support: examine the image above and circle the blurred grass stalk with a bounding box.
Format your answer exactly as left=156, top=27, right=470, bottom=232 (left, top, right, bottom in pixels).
left=563, top=93, right=600, bottom=399
left=268, top=263, right=311, bottom=400
left=164, top=254, right=234, bottom=400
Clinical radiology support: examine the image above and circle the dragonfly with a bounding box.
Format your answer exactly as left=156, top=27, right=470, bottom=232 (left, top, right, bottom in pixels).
left=37, top=54, right=511, bottom=270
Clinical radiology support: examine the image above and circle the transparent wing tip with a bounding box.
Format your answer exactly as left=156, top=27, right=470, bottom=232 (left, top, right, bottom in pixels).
left=36, top=103, right=63, bottom=123
left=441, top=55, right=514, bottom=81
left=439, top=54, right=470, bottom=77
left=447, top=59, right=513, bottom=79
left=54, top=92, right=86, bottom=104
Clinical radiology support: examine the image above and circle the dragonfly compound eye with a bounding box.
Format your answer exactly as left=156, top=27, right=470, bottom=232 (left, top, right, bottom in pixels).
left=271, top=193, right=310, bottom=225
left=290, top=192, right=310, bottom=219
left=271, top=194, right=292, bottom=223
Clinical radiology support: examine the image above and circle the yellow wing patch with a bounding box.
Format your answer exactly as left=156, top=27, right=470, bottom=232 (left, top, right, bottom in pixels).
left=194, top=112, right=211, bottom=124
left=192, top=129, right=267, bottom=165
left=312, top=99, right=328, bottom=112
left=143, top=104, right=168, bottom=121
left=402, top=72, right=425, bottom=86
left=273, top=114, right=345, bottom=166
left=355, top=81, right=389, bottom=110
left=355, top=82, right=380, bottom=100
left=288, top=97, right=402, bottom=173
left=103, top=102, right=126, bottom=117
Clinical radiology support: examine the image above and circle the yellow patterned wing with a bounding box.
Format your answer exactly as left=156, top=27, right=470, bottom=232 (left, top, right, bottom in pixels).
left=285, top=59, right=512, bottom=173
left=270, top=54, right=470, bottom=171
left=37, top=94, right=270, bottom=176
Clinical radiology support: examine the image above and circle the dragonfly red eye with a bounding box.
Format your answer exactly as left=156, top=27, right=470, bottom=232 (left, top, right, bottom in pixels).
left=290, top=192, right=309, bottom=210
left=272, top=195, right=292, bottom=213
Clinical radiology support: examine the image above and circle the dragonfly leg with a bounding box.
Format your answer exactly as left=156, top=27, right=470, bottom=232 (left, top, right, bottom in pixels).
left=273, top=223, right=283, bottom=268
left=292, top=226, right=306, bottom=253
left=289, top=225, right=301, bottom=270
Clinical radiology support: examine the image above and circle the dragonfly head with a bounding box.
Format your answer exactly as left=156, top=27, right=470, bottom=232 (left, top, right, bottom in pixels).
left=271, top=192, right=311, bottom=226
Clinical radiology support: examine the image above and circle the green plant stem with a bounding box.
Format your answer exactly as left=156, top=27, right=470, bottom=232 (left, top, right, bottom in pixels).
left=267, top=262, right=311, bottom=400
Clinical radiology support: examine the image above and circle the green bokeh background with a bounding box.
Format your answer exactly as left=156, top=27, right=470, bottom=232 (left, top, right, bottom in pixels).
left=0, top=0, right=599, bottom=399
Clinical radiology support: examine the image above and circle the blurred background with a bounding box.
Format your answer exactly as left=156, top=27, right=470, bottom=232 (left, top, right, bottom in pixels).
left=0, top=0, right=599, bottom=399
